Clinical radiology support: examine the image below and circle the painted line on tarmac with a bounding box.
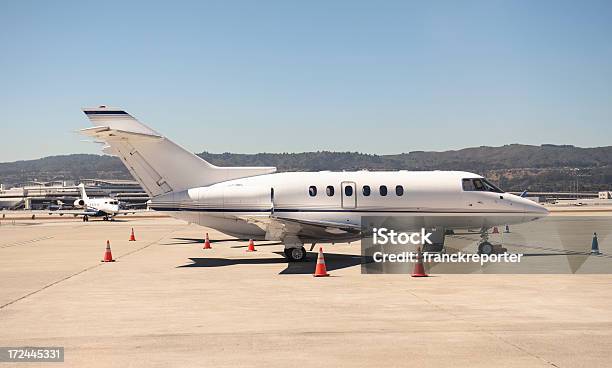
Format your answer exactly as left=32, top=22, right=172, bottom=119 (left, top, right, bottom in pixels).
left=0, top=224, right=91, bottom=250
left=0, top=236, right=55, bottom=249
left=0, top=226, right=186, bottom=311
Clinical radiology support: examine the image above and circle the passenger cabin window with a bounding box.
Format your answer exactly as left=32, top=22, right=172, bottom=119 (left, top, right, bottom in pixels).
left=308, top=186, right=317, bottom=197
left=326, top=185, right=335, bottom=196
left=344, top=185, right=353, bottom=196
left=379, top=185, right=388, bottom=196
left=462, top=178, right=504, bottom=193
left=362, top=185, right=371, bottom=196
left=396, top=185, right=404, bottom=196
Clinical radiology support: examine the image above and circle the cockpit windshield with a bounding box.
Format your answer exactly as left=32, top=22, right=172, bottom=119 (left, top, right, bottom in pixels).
left=462, top=178, right=504, bottom=193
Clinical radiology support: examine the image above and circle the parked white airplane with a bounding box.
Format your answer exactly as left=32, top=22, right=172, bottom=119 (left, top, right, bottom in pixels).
left=48, top=183, right=122, bottom=221
left=73, top=183, right=121, bottom=221
left=80, top=106, right=548, bottom=261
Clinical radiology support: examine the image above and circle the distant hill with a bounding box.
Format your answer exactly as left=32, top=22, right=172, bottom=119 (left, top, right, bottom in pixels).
left=198, top=144, right=612, bottom=171
left=0, top=154, right=129, bottom=187
left=1, top=144, right=611, bottom=192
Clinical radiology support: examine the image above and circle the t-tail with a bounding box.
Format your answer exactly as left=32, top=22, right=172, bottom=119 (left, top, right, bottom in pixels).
left=80, top=106, right=276, bottom=197
left=77, top=183, right=89, bottom=200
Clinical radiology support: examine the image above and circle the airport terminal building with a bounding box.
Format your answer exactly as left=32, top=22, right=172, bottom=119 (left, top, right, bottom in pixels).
left=0, top=179, right=149, bottom=210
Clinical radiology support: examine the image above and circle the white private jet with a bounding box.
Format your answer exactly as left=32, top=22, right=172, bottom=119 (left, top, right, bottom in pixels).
left=73, top=183, right=121, bottom=221
left=48, top=183, right=123, bottom=221
left=80, top=106, right=548, bottom=261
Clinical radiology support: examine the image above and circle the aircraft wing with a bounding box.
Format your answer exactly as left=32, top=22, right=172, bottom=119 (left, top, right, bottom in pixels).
left=121, top=202, right=146, bottom=208
left=114, top=209, right=148, bottom=215
left=238, top=215, right=362, bottom=243
left=47, top=209, right=147, bottom=216
left=47, top=209, right=102, bottom=216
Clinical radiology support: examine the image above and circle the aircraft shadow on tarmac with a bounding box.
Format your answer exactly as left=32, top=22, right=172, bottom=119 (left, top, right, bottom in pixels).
left=165, top=238, right=283, bottom=248
left=178, top=251, right=364, bottom=275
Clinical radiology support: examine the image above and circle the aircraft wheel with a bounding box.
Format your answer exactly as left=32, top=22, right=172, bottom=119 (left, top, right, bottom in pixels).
left=284, top=247, right=307, bottom=262
left=83, top=215, right=88, bottom=222
left=478, top=241, right=494, bottom=255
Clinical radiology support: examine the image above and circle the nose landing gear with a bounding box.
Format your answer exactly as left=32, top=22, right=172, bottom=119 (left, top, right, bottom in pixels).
left=477, top=228, right=507, bottom=255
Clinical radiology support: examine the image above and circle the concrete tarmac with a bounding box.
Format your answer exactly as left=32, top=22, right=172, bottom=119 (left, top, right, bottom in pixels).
left=1, top=216, right=612, bottom=367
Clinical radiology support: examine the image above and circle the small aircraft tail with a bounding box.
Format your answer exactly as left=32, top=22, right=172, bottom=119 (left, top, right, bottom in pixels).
left=80, top=106, right=276, bottom=197
left=77, top=183, right=89, bottom=200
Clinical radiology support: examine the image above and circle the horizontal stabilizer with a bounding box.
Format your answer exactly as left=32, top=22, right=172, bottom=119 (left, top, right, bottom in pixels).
left=79, top=126, right=164, bottom=140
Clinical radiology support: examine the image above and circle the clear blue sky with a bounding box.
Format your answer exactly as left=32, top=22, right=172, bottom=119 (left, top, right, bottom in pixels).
left=1, top=0, right=611, bottom=162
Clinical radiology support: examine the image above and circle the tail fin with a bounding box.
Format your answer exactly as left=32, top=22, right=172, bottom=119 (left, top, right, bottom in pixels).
left=80, top=106, right=276, bottom=197
left=77, top=183, right=89, bottom=200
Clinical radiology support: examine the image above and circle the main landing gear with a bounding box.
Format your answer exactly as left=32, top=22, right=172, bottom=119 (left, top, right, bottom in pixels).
left=282, top=236, right=308, bottom=262
left=82, top=215, right=89, bottom=222
left=283, top=247, right=307, bottom=262
left=477, top=227, right=507, bottom=255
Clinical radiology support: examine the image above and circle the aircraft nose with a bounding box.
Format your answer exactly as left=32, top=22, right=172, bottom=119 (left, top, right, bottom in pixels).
left=525, top=201, right=549, bottom=216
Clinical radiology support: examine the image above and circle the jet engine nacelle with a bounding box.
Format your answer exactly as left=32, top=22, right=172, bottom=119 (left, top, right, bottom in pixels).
left=150, top=185, right=272, bottom=215
left=74, top=199, right=85, bottom=207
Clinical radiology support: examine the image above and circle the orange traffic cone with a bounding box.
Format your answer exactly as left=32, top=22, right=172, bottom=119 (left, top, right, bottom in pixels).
left=411, top=246, right=427, bottom=277
left=129, top=228, right=136, bottom=241
left=101, top=240, right=115, bottom=262
left=492, top=226, right=499, bottom=234
left=203, top=233, right=212, bottom=249
left=246, top=239, right=257, bottom=252
left=313, top=247, right=330, bottom=277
